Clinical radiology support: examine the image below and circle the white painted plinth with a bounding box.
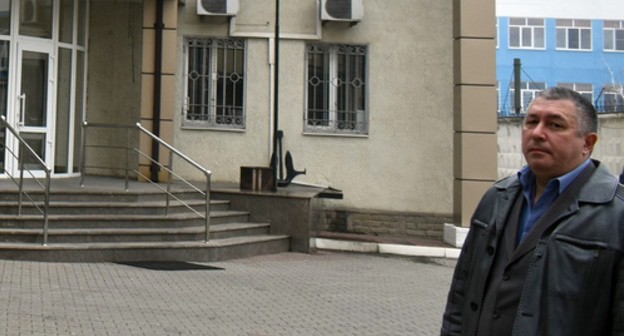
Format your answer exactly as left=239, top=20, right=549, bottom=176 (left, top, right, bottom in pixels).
left=444, top=223, right=469, bottom=248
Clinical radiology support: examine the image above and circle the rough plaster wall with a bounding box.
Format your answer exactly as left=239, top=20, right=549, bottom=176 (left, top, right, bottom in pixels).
left=87, top=1, right=142, bottom=124
left=497, top=116, right=624, bottom=179
left=304, top=0, right=454, bottom=214
left=174, top=0, right=454, bottom=214
left=85, top=1, right=143, bottom=170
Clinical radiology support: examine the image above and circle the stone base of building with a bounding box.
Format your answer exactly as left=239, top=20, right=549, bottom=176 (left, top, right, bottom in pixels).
left=319, top=209, right=452, bottom=241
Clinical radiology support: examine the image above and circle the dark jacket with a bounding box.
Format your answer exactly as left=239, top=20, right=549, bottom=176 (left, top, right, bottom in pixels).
left=441, top=160, right=624, bottom=336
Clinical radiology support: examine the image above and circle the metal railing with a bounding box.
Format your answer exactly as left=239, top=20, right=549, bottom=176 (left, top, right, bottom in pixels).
left=80, top=121, right=213, bottom=242
left=0, top=115, right=52, bottom=245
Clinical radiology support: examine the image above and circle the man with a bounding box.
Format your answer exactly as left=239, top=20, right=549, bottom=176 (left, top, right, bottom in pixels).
left=441, top=87, right=624, bottom=336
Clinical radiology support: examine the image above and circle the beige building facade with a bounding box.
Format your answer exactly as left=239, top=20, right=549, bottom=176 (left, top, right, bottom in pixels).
left=0, top=0, right=497, bottom=244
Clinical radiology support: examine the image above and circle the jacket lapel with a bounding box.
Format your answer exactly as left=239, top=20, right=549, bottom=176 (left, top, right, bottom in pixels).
left=508, top=162, right=597, bottom=264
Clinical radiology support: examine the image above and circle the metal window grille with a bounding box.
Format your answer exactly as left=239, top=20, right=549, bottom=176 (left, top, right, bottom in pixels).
left=183, top=37, right=245, bottom=129
left=305, top=43, right=368, bottom=134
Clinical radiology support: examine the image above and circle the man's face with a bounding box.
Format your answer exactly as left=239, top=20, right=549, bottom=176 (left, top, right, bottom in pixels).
left=521, top=97, right=597, bottom=182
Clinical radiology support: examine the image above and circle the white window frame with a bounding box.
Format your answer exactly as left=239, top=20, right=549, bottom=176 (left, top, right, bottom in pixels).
left=496, top=81, right=500, bottom=114
left=182, top=37, right=246, bottom=130
left=556, top=19, right=592, bottom=51
left=508, top=17, right=545, bottom=50
left=496, top=18, right=499, bottom=49
left=604, top=20, right=624, bottom=52
left=305, top=43, right=369, bottom=135
left=510, top=81, right=547, bottom=113
left=558, top=83, right=594, bottom=104
left=602, top=85, right=624, bottom=112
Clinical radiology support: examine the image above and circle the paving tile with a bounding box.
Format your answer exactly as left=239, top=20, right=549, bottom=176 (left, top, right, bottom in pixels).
left=0, top=251, right=455, bottom=335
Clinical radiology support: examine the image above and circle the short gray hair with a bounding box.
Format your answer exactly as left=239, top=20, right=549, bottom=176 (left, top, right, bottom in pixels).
left=531, top=86, right=598, bottom=135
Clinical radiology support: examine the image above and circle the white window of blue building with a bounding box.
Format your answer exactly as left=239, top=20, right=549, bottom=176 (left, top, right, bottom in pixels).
left=604, top=20, right=624, bottom=52
left=182, top=37, right=246, bottom=129
left=558, top=83, right=593, bottom=103
left=556, top=19, right=592, bottom=50
left=509, top=18, right=545, bottom=49
left=510, top=81, right=547, bottom=112
left=602, top=85, right=624, bottom=112
left=305, top=44, right=368, bottom=135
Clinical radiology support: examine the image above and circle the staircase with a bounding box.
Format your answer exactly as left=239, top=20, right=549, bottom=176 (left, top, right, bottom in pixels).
left=0, top=177, right=290, bottom=262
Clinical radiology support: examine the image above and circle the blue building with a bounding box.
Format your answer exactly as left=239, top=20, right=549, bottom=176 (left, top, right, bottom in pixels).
left=496, top=0, right=624, bottom=115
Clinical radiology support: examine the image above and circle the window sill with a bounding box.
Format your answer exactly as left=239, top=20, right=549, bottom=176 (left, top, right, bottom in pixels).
left=302, top=131, right=369, bottom=138
left=181, top=125, right=246, bottom=133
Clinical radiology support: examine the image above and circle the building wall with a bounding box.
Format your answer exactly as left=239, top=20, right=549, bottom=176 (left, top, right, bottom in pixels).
left=172, top=0, right=455, bottom=215
left=87, top=1, right=143, bottom=125
left=85, top=1, right=144, bottom=171
left=497, top=18, right=624, bottom=113
left=498, top=115, right=624, bottom=178
left=496, top=0, right=624, bottom=114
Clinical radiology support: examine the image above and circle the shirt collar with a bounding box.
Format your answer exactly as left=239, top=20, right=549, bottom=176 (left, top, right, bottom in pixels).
left=518, top=159, right=591, bottom=194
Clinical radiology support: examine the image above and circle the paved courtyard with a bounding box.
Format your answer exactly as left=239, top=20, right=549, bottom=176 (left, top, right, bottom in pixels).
left=0, top=251, right=455, bottom=336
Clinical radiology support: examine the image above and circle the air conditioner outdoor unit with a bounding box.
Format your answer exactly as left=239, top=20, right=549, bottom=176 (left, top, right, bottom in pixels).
left=320, top=0, right=363, bottom=23
left=197, top=0, right=239, bottom=16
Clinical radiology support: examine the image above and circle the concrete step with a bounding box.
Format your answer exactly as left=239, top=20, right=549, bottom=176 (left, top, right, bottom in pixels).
left=0, top=199, right=230, bottom=215
left=0, top=223, right=271, bottom=244
left=0, top=189, right=207, bottom=203
left=0, top=210, right=251, bottom=229
left=0, top=235, right=291, bottom=262
left=0, top=177, right=292, bottom=262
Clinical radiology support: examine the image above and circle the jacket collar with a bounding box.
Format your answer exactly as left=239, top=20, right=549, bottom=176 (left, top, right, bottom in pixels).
left=494, top=159, right=617, bottom=206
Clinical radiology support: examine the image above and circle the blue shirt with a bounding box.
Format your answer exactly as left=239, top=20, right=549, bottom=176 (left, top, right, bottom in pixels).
left=516, top=159, right=591, bottom=245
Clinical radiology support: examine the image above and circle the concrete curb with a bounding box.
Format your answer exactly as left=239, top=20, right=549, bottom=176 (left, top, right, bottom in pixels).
left=312, top=238, right=461, bottom=259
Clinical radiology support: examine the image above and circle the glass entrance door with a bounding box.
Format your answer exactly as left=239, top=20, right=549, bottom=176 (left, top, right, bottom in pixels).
left=10, top=42, right=54, bottom=175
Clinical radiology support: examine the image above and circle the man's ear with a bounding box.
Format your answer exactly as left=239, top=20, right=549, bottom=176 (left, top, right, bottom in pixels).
left=584, top=132, right=598, bottom=155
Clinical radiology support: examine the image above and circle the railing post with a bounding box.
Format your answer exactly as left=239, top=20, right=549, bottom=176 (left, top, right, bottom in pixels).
left=80, top=121, right=88, bottom=187
left=17, top=146, right=24, bottom=215
left=204, top=172, right=211, bottom=243
left=42, top=169, right=51, bottom=246
left=165, top=149, right=173, bottom=216
left=125, top=126, right=131, bottom=192
left=2, top=115, right=52, bottom=246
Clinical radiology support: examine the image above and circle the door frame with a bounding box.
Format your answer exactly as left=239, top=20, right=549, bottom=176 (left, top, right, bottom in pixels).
left=5, top=38, right=56, bottom=177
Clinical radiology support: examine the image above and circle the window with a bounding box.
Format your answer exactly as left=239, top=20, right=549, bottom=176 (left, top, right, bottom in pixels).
left=509, top=18, right=545, bottom=49
left=602, top=85, right=624, bottom=112
left=183, top=37, right=245, bottom=129
left=496, top=81, right=500, bottom=114
left=604, top=20, right=624, bottom=51
left=510, top=82, right=546, bottom=113
left=556, top=19, right=591, bottom=50
left=305, top=44, right=368, bottom=134
left=496, top=18, right=499, bottom=48
left=558, top=83, right=594, bottom=103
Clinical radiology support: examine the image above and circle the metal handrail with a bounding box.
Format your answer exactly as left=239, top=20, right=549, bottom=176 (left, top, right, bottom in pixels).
left=0, top=115, right=52, bottom=245
left=80, top=121, right=212, bottom=242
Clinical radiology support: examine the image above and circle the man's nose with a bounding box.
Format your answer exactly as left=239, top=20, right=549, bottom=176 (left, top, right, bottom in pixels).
left=530, top=122, right=547, bottom=139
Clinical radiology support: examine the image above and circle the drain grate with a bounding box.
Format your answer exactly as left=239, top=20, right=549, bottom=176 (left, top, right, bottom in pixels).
left=116, top=261, right=225, bottom=271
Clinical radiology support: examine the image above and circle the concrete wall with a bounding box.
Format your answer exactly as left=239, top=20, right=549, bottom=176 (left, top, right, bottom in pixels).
left=86, top=1, right=143, bottom=125
left=85, top=1, right=143, bottom=172
left=173, top=0, right=455, bottom=215
left=498, top=115, right=624, bottom=178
